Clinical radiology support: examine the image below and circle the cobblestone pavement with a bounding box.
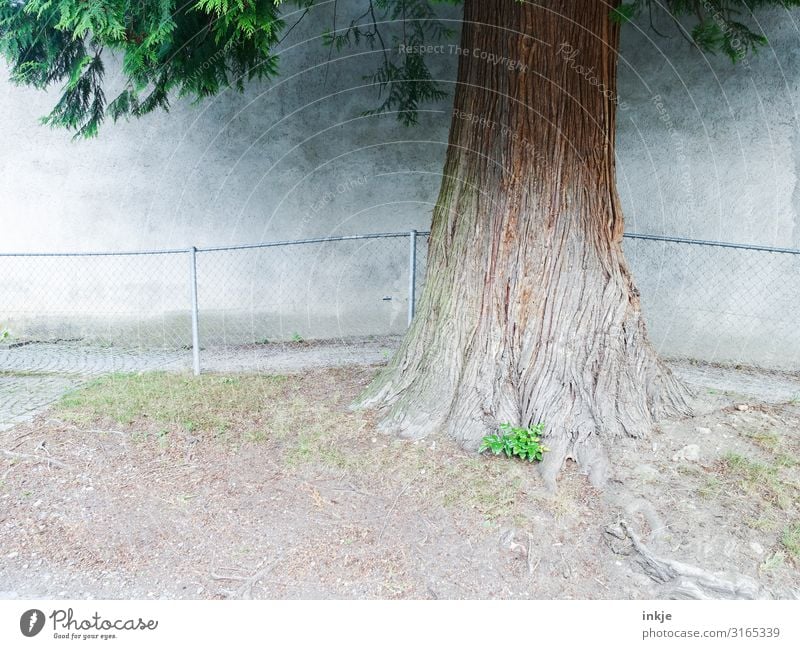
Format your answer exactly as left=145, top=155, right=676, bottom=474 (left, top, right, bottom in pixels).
left=0, top=374, right=83, bottom=431
left=0, top=341, right=188, bottom=376
left=0, top=342, right=188, bottom=430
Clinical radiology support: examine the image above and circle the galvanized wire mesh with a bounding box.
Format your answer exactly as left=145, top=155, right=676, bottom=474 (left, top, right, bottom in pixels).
left=0, top=251, right=192, bottom=349
left=195, top=234, right=414, bottom=347
left=624, top=235, right=800, bottom=371
left=0, top=231, right=798, bottom=374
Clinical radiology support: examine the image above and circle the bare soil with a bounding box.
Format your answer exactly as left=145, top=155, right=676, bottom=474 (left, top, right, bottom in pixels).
left=0, top=365, right=798, bottom=599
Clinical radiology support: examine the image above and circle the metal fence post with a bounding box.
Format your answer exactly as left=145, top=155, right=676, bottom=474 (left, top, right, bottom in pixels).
left=189, top=246, right=201, bottom=376
left=408, top=230, right=417, bottom=327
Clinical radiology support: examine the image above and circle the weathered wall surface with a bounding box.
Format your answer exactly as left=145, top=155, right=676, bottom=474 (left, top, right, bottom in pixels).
left=0, top=5, right=798, bottom=368
left=615, top=9, right=800, bottom=370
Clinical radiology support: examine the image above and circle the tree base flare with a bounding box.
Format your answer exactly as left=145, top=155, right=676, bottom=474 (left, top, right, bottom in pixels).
left=357, top=323, right=693, bottom=489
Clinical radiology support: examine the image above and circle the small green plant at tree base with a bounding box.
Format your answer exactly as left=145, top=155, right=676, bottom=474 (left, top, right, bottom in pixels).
left=479, top=423, right=548, bottom=463
left=291, top=332, right=305, bottom=344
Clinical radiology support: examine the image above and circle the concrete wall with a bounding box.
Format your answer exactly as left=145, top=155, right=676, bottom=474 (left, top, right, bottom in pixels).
left=615, top=9, right=800, bottom=370
left=0, top=5, right=798, bottom=368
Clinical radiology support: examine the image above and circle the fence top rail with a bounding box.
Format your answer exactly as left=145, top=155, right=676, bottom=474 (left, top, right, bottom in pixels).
left=624, top=232, right=800, bottom=256
left=0, top=231, right=433, bottom=258
left=197, top=231, right=431, bottom=253
left=0, top=246, right=191, bottom=258
left=0, top=230, right=797, bottom=257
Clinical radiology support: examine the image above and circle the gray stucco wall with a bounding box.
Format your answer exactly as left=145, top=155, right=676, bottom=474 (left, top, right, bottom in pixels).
left=1, top=5, right=798, bottom=368
left=615, top=9, right=800, bottom=370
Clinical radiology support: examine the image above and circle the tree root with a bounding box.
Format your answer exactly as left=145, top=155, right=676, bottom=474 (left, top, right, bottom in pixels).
left=604, top=520, right=763, bottom=600
left=211, top=557, right=281, bottom=599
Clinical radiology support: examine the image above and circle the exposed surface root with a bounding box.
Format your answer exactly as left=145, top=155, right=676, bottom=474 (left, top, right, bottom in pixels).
left=211, top=557, right=282, bottom=599
left=604, top=520, right=763, bottom=600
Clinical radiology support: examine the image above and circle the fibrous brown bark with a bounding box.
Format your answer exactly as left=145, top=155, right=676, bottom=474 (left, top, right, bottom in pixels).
left=358, top=0, right=691, bottom=487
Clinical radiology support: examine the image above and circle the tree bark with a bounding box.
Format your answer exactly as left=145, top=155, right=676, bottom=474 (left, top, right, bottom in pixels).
left=357, top=0, right=691, bottom=487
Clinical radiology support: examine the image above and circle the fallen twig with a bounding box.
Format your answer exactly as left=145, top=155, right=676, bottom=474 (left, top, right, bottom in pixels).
left=2, top=449, right=69, bottom=469
left=10, top=430, right=36, bottom=450
left=378, top=480, right=413, bottom=542
left=525, top=532, right=539, bottom=576
left=1, top=463, right=16, bottom=481
left=326, top=482, right=375, bottom=498
left=67, top=426, right=127, bottom=437
left=211, top=558, right=282, bottom=599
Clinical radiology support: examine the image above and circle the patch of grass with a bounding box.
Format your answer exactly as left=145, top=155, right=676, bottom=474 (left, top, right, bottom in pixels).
left=775, top=453, right=799, bottom=468
left=698, top=476, right=723, bottom=499
left=156, top=429, right=169, bottom=450
left=722, top=452, right=775, bottom=480
left=781, top=522, right=800, bottom=560
left=56, top=372, right=289, bottom=438
left=748, top=428, right=799, bottom=465
left=55, top=369, right=375, bottom=467
left=50, top=367, right=565, bottom=529
left=285, top=421, right=540, bottom=523
left=244, top=430, right=269, bottom=443
left=676, top=464, right=704, bottom=478
left=710, top=425, right=800, bottom=538
left=440, top=458, right=523, bottom=521
left=0, top=370, right=69, bottom=378
left=706, top=448, right=800, bottom=543
left=285, top=426, right=350, bottom=470
left=744, top=517, right=780, bottom=533
left=743, top=425, right=800, bottom=464
left=720, top=452, right=792, bottom=509
left=760, top=551, right=786, bottom=573
left=745, top=430, right=781, bottom=453
left=707, top=387, right=737, bottom=397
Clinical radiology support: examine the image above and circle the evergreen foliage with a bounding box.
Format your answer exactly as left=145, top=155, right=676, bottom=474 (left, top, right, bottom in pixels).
left=0, top=0, right=796, bottom=137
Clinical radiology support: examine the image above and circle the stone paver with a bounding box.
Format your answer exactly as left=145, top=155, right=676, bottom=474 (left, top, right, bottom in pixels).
left=0, top=341, right=187, bottom=376
left=0, top=342, right=188, bottom=430
left=0, top=375, right=82, bottom=431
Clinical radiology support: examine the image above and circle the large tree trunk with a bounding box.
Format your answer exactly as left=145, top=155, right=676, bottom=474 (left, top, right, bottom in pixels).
left=358, top=0, right=691, bottom=487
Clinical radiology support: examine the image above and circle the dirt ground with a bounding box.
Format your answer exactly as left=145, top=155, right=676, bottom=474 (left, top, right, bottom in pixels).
left=1, top=364, right=798, bottom=600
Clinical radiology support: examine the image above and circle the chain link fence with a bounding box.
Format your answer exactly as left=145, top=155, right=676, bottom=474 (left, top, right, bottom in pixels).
left=0, top=232, right=427, bottom=378
left=194, top=233, right=421, bottom=349
left=1, top=231, right=798, bottom=374
left=623, top=234, right=800, bottom=372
